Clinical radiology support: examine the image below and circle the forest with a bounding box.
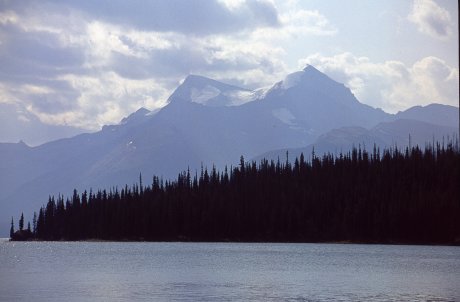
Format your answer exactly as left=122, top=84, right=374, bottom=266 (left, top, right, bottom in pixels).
left=10, top=142, right=460, bottom=244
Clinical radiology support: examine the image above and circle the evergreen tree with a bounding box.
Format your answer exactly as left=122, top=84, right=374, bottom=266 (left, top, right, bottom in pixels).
left=10, top=217, right=14, bottom=239
left=19, top=212, right=24, bottom=231
left=36, top=208, right=45, bottom=238
left=139, top=173, right=144, bottom=195
left=32, top=212, right=37, bottom=234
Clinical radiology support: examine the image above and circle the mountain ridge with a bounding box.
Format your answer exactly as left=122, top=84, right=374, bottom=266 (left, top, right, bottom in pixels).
left=253, top=118, right=458, bottom=163
left=0, top=66, right=458, bottom=236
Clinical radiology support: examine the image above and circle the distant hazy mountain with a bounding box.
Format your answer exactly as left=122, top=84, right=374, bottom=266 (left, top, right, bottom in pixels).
left=254, top=119, right=458, bottom=163
left=261, top=65, right=389, bottom=135
left=0, top=65, right=458, bottom=236
left=395, top=103, right=458, bottom=128
left=0, top=102, right=86, bottom=146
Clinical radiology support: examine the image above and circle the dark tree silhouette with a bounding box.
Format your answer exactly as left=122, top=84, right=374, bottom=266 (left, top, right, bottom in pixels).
left=32, top=212, right=37, bottom=234
left=15, top=142, right=460, bottom=244
left=19, top=213, right=24, bottom=231
left=9, top=217, right=14, bottom=239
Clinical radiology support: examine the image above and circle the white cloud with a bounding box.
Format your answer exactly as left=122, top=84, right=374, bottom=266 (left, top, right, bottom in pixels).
left=218, top=0, right=246, bottom=10
left=1, top=0, right=338, bottom=132
left=280, top=9, right=337, bottom=37
left=251, top=8, right=337, bottom=42
left=300, top=53, right=459, bottom=112
left=44, top=0, right=281, bottom=35
left=21, top=84, right=55, bottom=95
left=0, top=83, right=19, bottom=105
left=0, top=10, right=19, bottom=25
left=20, top=72, right=171, bottom=130
left=6, top=0, right=455, bottom=138
left=408, top=0, right=453, bottom=40
left=83, top=21, right=175, bottom=69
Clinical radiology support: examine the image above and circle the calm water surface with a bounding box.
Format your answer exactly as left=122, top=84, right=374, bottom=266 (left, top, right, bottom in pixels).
left=0, top=239, right=459, bottom=301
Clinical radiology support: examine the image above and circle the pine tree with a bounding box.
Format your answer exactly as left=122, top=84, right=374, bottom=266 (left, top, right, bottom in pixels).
left=37, top=208, right=45, bottom=238
left=19, top=212, right=24, bottom=231
left=32, top=212, right=37, bottom=234
left=139, top=173, right=143, bottom=195
left=10, top=217, right=14, bottom=239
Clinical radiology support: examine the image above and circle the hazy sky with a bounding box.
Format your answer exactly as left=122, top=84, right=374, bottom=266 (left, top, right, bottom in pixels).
left=0, top=0, right=458, bottom=131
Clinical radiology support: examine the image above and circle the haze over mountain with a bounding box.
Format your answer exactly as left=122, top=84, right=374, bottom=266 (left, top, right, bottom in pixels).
left=0, top=66, right=458, bottom=235
left=395, top=104, right=459, bottom=128
left=255, top=117, right=458, bottom=163
left=0, top=102, right=87, bottom=146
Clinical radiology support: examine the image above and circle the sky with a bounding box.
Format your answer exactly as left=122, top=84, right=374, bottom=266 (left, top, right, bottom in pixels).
left=0, top=0, right=458, bottom=135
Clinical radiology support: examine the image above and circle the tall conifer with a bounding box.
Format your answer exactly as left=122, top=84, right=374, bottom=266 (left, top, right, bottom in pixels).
left=9, top=217, right=14, bottom=238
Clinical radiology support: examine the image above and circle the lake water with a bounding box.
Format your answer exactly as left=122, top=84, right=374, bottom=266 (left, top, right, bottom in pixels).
left=0, top=239, right=459, bottom=301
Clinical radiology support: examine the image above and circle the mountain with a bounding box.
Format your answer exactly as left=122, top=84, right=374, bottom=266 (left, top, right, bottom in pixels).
left=254, top=118, right=458, bottom=162
left=169, top=74, right=260, bottom=107
left=0, top=66, right=458, bottom=236
left=395, top=103, right=458, bottom=128
left=260, top=65, right=389, bottom=135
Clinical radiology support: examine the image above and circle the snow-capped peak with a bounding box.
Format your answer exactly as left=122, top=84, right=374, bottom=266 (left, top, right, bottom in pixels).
left=281, top=71, right=304, bottom=89
left=278, top=65, right=335, bottom=90
left=169, top=75, right=257, bottom=107
left=181, top=74, right=217, bottom=88
left=303, top=64, right=320, bottom=72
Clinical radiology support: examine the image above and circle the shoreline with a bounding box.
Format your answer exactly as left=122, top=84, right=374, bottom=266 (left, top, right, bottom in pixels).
left=7, top=238, right=460, bottom=246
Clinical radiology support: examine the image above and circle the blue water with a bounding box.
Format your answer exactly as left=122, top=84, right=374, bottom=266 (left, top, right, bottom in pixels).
left=1, top=239, right=459, bottom=301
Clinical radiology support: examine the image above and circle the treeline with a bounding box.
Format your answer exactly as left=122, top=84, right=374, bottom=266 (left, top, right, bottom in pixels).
left=12, top=143, right=460, bottom=244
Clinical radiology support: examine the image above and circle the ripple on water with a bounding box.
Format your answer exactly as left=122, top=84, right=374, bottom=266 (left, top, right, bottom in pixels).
left=0, top=241, right=459, bottom=301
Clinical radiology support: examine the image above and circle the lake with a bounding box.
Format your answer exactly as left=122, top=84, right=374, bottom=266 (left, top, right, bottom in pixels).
left=0, top=239, right=459, bottom=301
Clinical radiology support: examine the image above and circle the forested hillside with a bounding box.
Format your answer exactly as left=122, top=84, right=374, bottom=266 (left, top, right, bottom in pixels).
left=12, top=142, right=460, bottom=244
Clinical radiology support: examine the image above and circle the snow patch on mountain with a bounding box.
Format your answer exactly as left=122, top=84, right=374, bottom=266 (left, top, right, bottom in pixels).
left=146, top=108, right=161, bottom=116
left=126, top=140, right=137, bottom=150
left=189, top=84, right=262, bottom=107
left=191, top=86, right=221, bottom=104
left=171, top=74, right=259, bottom=107
left=252, top=87, right=271, bottom=100
left=272, top=108, right=296, bottom=125
left=223, top=90, right=259, bottom=106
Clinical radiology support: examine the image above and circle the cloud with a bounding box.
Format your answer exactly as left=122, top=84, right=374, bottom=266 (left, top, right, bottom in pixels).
left=0, top=101, right=84, bottom=145
left=39, top=0, right=281, bottom=35
left=279, top=9, right=337, bottom=37
left=0, top=0, right=335, bottom=133
left=300, top=53, right=459, bottom=113
left=408, top=0, right=453, bottom=40
left=0, top=10, right=19, bottom=25
left=1, top=0, right=455, bottom=144
left=26, top=72, right=172, bottom=130
left=250, top=8, right=337, bottom=43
